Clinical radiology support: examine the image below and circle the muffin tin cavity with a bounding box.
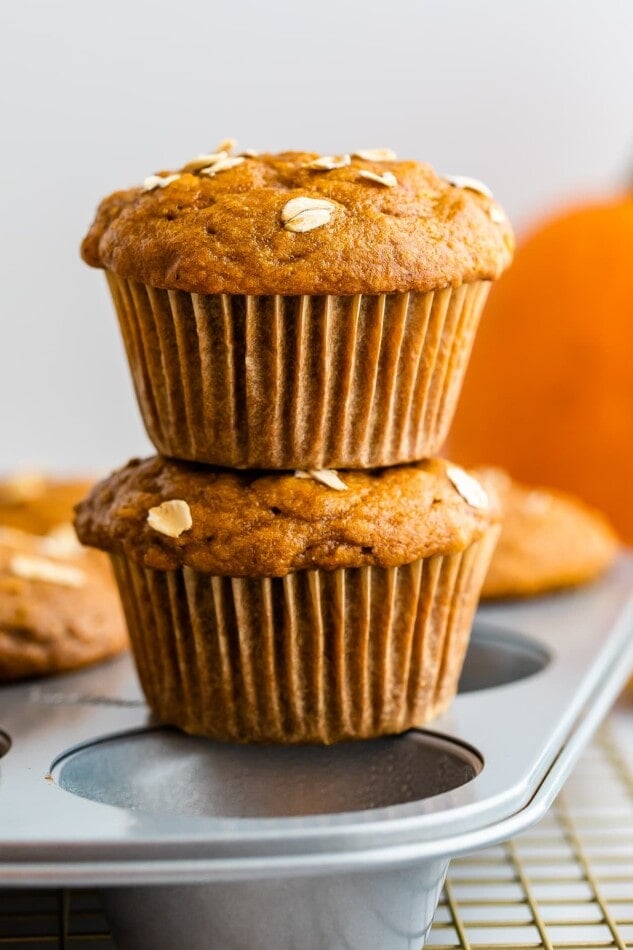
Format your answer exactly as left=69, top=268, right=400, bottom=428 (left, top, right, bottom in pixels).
left=0, top=730, right=11, bottom=758
left=53, top=729, right=482, bottom=819
left=458, top=623, right=550, bottom=693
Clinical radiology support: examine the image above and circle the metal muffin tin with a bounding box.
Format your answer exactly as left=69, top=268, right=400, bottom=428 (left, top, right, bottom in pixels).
left=1, top=555, right=633, bottom=950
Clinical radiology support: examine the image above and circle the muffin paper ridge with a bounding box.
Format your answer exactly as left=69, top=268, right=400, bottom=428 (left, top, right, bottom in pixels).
left=110, top=526, right=499, bottom=744
left=106, top=274, right=490, bottom=470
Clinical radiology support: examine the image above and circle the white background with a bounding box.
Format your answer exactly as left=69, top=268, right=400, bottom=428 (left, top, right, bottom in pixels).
left=1, top=0, right=632, bottom=473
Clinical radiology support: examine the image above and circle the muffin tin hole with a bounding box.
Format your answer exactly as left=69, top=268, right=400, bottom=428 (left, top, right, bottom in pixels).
left=0, top=730, right=11, bottom=758
left=53, top=729, right=482, bottom=819
left=459, top=622, right=551, bottom=693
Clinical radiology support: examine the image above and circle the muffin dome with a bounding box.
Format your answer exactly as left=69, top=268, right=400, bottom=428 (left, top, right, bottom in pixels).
left=82, top=148, right=513, bottom=296
left=74, top=456, right=497, bottom=575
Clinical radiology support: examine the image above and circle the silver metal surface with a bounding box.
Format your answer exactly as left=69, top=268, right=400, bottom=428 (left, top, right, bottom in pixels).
left=2, top=714, right=632, bottom=949
left=0, top=555, right=632, bottom=949
left=56, top=730, right=482, bottom=819
left=102, top=862, right=451, bottom=950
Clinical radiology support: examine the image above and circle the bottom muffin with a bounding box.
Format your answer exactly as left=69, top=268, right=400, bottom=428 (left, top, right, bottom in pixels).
left=75, top=456, right=499, bottom=744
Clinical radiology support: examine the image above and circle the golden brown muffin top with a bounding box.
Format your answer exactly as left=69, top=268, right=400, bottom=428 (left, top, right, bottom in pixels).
left=0, top=472, right=95, bottom=535
left=81, top=145, right=514, bottom=296
left=0, top=525, right=128, bottom=681
left=476, top=468, right=619, bottom=599
left=74, top=456, right=497, bottom=576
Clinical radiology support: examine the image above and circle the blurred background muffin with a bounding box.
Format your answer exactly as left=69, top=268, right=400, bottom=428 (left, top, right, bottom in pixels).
left=0, top=472, right=128, bottom=681
left=476, top=467, right=618, bottom=599
left=0, top=525, right=127, bottom=681
left=0, top=472, right=94, bottom=535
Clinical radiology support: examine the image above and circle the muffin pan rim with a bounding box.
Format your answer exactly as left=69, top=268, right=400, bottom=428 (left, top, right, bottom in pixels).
left=0, top=554, right=631, bottom=885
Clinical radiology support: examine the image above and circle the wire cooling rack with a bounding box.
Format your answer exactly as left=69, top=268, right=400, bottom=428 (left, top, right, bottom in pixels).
left=429, top=703, right=633, bottom=950
left=1, top=704, right=632, bottom=950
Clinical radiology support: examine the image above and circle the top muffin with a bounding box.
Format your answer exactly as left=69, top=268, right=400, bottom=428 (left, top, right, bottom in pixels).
left=82, top=145, right=513, bottom=296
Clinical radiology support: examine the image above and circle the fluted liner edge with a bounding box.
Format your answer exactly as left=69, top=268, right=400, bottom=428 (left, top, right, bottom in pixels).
left=106, top=274, right=490, bottom=469
left=110, top=527, right=499, bottom=744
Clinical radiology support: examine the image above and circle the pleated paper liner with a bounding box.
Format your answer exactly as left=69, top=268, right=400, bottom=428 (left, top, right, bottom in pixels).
left=106, top=274, right=490, bottom=469
left=110, top=527, right=499, bottom=744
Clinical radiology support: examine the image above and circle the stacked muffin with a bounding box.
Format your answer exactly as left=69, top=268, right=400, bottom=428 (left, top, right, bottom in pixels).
left=75, top=144, right=513, bottom=743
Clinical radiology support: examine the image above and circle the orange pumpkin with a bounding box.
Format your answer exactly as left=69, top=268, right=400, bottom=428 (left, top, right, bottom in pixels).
left=449, top=193, right=633, bottom=543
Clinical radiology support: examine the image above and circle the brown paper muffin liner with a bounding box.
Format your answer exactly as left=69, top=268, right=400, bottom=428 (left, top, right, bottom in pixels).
left=110, top=527, right=499, bottom=744
left=106, top=274, right=490, bottom=469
